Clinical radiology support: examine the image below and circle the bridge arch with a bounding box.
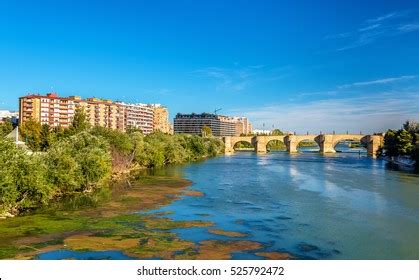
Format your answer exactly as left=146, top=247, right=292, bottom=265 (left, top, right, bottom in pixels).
left=296, top=138, right=320, bottom=152
left=331, top=135, right=368, bottom=153
left=233, top=140, right=255, bottom=151
left=331, top=135, right=368, bottom=148
left=256, top=135, right=286, bottom=153
left=266, top=138, right=286, bottom=151
left=230, top=136, right=255, bottom=149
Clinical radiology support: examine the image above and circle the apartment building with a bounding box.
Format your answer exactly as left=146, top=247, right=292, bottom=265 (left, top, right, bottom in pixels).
left=73, top=97, right=125, bottom=131
left=148, top=104, right=172, bottom=134
left=19, top=93, right=75, bottom=127
left=234, top=117, right=253, bottom=135
left=19, top=93, right=169, bottom=134
left=115, top=102, right=154, bottom=134
left=174, top=113, right=239, bottom=136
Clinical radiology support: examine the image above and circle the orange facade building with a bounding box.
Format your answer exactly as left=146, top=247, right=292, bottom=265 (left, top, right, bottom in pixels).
left=19, top=93, right=169, bottom=134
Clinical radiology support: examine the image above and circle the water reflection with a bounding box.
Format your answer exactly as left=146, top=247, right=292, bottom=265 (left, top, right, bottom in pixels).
left=150, top=151, right=419, bottom=259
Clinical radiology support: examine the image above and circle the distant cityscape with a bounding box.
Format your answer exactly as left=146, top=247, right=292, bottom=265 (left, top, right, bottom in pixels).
left=0, top=92, right=270, bottom=137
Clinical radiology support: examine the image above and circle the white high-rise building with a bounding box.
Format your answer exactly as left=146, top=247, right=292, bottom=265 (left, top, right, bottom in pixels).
left=116, top=102, right=154, bottom=134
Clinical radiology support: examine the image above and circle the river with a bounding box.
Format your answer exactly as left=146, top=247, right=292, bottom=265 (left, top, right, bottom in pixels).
left=1, top=147, right=418, bottom=260
left=148, top=148, right=419, bottom=259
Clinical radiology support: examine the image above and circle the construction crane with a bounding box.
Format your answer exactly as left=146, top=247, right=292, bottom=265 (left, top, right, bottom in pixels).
left=214, top=108, right=222, bottom=115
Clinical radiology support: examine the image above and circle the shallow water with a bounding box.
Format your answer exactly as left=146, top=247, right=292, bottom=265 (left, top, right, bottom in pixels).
left=36, top=250, right=136, bottom=260
left=148, top=150, right=419, bottom=259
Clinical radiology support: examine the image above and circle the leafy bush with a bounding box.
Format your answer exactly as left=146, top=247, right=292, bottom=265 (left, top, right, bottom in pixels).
left=0, top=139, right=52, bottom=214
left=383, top=121, right=419, bottom=168
left=0, top=119, right=13, bottom=137
left=45, top=132, right=112, bottom=193
left=2, top=121, right=223, bottom=216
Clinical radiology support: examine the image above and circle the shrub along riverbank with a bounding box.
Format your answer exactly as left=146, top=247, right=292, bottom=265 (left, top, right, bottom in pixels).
left=0, top=110, right=224, bottom=217
left=380, top=121, right=418, bottom=169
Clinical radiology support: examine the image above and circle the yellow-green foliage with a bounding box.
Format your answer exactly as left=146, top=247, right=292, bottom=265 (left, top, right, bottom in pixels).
left=45, top=132, right=112, bottom=193
left=0, top=132, right=112, bottom=215
left=0, top=119, right=13, bottom=137
left=2, top=122, right=223, bottom=215
left=0, top=139, right=53, bottom=214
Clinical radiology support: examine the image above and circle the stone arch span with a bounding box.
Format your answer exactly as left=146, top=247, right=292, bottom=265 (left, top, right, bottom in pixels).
left=295, top=136, right=321, bottom=152
left=283, top=135, right=320, bottom=153
left=224, top=136, right=255, bottom=153
left=223, top=134, right=383, bottom=157
left=230, top=136, right=255, bottom=149
left=331, top=135, right=368, bottom=149
left=266, top=138, right=287, bottom=151
left=255, top=135, right=286, bottom=153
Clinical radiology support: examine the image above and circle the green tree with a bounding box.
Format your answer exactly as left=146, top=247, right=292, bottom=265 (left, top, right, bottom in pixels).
left=45, top=141, right=80, bottom=193
left=203, top=137, right=224, bottom=156
left=186, top=135, right=206, bottom=159
left=267, top=140, right=286, bottom=150
left=139, top=140, right=165, bottom=167
left=91, top=126, right=133, bottom=155
left=395, top=129, right=414, bottom=155
left=383, top=130, right=398, bottom=157
left=0, top=118, right=13, bottom=137
left=403, top=120, right=419, bottom=134
left=46, top=132, right=111, bottom=193
left=40, top=124, right=52, bottom=151
left=126, top=125, right=143, bottom=135
left=201, top=125, right=212, bottom=137
left=164, top=135, right=187, bottom=164
left=234, top=141, right=253, bottom=150
left=271, top=129, right=284, bottom=136
left=0, top=139, right=52, bottom=215
left=70, top=108, right=90, bottom=133
left=19, top=119, right=42, bottom=151
left=68, top=132, right=111, bottom=190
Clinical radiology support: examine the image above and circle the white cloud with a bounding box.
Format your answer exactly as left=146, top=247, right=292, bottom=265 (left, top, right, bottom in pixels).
left=326, top=10, right=418, bottom=51
left=398, top=23, right=419, bottom=32
left=193, top=65, right=291, bottom=93
left=193, top=67, right=247, bottom=92
left=228, top=92, right=419, bottom=134
left=359, top=23, right=381, bottom=32
left=366, top=12, right=404, bottom=23
left=324, top=32, right=352, bottom=39
left=338, top=75, right=418, bottom=89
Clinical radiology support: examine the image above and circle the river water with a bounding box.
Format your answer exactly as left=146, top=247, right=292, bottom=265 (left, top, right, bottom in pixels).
left=147, top=148, right=419, bottom=259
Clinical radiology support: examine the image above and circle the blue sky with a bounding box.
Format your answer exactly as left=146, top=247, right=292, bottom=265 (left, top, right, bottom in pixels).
left=0, top=0, right=418, bottom=133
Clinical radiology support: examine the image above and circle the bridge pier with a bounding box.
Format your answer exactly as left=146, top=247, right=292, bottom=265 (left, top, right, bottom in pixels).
left=223, top=136, right=234, bottom=154
left=318, top=135, right=336, bottom=154
left=366, top=135, right=383, bottom=158
left=256, top=137, right=267, bottom=154
left=284, top=135, right=298, bottom=153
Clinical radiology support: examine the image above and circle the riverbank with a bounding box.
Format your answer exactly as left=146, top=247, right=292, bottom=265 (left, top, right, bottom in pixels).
left=382, top=155, right=417, bottom=171
left=0, top=127, right=225, bottom=218
left=0, top=170, right=292, bottom=260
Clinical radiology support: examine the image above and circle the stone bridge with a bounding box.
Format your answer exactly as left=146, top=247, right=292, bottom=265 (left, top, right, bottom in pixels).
left=223, top=134, right=384, bottom=157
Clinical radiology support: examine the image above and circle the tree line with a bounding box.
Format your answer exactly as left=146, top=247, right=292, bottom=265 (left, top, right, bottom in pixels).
left=0, top=109, right=224, bottom=217
left=381, top=121, right=419, bottom=168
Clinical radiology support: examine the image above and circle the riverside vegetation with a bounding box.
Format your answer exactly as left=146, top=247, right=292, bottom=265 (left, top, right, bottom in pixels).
left=0, top=109, right=224, bottom=218
left=380, top=121, right=419, bottom=169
